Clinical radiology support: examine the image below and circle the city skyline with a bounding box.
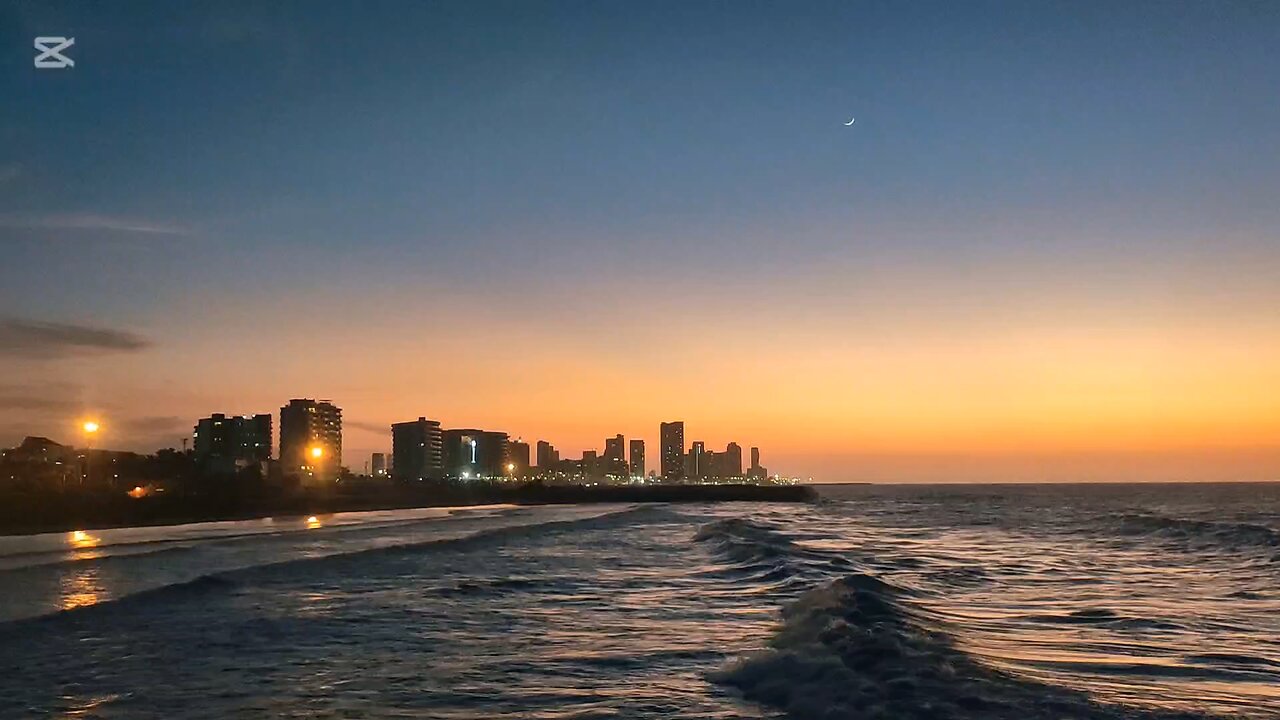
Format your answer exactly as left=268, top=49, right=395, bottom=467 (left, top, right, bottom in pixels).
left=17, top=398, right=1276, bottom=483
left=3, top=2, right=1279, bottom=482
left=27, top=402, right=779, bottom=483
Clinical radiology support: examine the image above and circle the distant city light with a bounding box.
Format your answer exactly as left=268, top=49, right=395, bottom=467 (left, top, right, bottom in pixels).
left=306, top=515, right=321, bottom=528
left=310, top=446, right=324, bottom=459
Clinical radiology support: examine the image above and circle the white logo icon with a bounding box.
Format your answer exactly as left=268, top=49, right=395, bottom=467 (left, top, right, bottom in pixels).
left=34, top=37, right=75, bottom=69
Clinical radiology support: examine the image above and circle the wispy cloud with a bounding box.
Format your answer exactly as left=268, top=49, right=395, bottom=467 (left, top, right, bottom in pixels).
left=0, top=393, right=80, bottom=412
left=0, top=381, right=82, bottom=412
left=0, top=318, right=151, bottom=358
left=0, top=213, right=194, bottom=236
left=346, top=419, right=391, bottom=434
left=0, top=382, right=86, bottom=448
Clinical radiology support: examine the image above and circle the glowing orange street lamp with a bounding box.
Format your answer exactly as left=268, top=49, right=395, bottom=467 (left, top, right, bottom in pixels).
left=307, top=446, right=326, bottom=482
left=80, top=420, right=101, bottom=485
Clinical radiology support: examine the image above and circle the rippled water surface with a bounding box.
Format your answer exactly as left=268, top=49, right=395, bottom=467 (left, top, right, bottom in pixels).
left=0, top=484, right=1277, bottom=719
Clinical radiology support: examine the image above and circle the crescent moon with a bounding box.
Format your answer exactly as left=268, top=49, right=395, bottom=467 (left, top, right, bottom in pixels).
left=844, top=118, right=856, bottom=126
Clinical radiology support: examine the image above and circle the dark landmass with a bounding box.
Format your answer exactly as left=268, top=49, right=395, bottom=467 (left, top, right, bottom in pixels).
left=0, top=482, right=816, bottom=537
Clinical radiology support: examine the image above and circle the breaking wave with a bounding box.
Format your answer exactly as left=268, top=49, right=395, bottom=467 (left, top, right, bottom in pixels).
left=692, top=517, right=859, bottom=599
left=0, top=505, right=655, bottom=626
left=712, top=574, right=1214, bottom=720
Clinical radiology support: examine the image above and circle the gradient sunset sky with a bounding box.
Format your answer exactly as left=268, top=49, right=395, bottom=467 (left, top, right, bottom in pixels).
left=2, top=1, right=1278, bottom=482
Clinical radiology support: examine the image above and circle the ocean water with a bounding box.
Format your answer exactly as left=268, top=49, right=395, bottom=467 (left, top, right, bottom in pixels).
left=0, top=484, right=1277, bottom=719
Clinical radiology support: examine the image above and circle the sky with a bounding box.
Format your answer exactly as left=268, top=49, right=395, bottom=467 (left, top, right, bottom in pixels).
left=1, top=0, right=1278, bottom=482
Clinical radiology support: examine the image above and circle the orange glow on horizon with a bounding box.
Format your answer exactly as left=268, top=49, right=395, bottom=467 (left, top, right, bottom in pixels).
left=31, top=282, right=1280, bottom=483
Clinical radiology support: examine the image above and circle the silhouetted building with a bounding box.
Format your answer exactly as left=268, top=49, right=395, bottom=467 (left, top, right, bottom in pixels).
left=722, top=442, right=743, bottom=478
left=4, top=436, right=74, bottom=465
left=371, top=452, right=388, bottom=478
left=629, top=439, right=645, bottom=478
left=594, top=436, right=626, bottom=481
left=442, top=429, right=509, bottom=479
left=688, top=441, right=707, bottom=479
left=0, top=437, right=78, bottom=490
left=509, top=440, right=530, bottom=475
left=193, top=414, right=272, bottom=463
left=660, top=421, right=684, bottom=483
left=748, top=446, right=768, bottom=480
left=392, top=417, right=443, bottom=482
left=536, top=440, right=559, bottom=469
left=279, top=399, right=342, bottom=484
left=581, top=450, right=599, bottom=479
left=604, top=434, right=625, bottom=462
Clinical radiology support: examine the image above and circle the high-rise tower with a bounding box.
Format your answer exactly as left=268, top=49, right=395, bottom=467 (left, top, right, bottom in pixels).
left=279, top=399, right=342, bottom=484
left=659, top=421, right=684, bottom=483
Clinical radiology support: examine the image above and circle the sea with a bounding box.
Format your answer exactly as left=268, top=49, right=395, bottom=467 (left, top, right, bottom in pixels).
left=0, top=483, right=1277, bottom=719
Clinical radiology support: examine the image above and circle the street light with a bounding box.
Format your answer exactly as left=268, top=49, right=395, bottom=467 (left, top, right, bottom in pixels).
left=80, top=420, right=100, bottom=486
left=306, top=445, right=326, bottom=484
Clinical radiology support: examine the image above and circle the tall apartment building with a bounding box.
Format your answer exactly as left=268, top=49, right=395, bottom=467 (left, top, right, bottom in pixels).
left=604, top=434, right=625, bottom=462
left=688, top=440, right=707, bottom=479
left=508, top=441, right=531, bottom=474
left=192, top=413, right=272, bottom=463
left=442, top=428, right=509, bottom=479
left=391, top=417, right=443, bottom=482
left=628, top=439, right=645, bottom=478
left=659, top=421, right=684, bottom=483
left=279, top=399, right=342, bottom=483
left=748, top=446, right=768, bottom=480
left=536, top=440, right=560, bottom=469
left=722, top=442, right=743, bottom=478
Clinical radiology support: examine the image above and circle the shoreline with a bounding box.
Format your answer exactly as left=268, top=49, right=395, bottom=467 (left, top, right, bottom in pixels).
left=0, top=483, right=816, bottom=537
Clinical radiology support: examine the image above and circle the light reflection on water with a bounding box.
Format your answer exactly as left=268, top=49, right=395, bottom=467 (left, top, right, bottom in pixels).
left=0, top=504, right=538, bottom=621
left=59, top=566, right=104, bottom=611
left=56, top=692, right=123, bottom=720
left=798, top=484, right=1280, bottom=718
left=0, top=487, right=1275, bottom=719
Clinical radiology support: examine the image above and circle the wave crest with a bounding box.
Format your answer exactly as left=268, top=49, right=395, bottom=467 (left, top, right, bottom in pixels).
left=713, top=574, right=1211, bottom=720
left=1109, top=514, right=1280, bottom=552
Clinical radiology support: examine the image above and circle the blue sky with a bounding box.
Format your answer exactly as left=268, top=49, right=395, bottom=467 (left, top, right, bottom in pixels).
left=2, top=1, right=1278, bottom=480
